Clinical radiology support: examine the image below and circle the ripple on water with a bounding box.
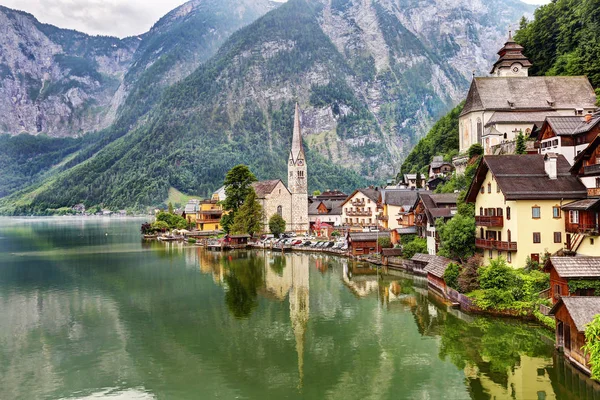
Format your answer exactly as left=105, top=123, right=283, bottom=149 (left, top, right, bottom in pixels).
left=59, top=388, right=155, bottom=400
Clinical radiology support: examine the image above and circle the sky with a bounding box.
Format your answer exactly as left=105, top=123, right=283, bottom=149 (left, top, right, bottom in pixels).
left=0, top=0, right=551, bottom=38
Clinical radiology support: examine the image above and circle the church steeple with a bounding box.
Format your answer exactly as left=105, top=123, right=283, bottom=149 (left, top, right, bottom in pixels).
left=290, top=103, right=305, bottom=163
left=490, top=30, right=532, bottom=77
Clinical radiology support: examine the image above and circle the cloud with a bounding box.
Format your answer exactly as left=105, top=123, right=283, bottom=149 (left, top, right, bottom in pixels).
left=0, top=0, right=189, bottom=37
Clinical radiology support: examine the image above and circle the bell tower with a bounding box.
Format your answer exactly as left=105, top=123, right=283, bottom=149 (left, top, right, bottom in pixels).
left=288, top=103, right=309, bottom=233
left=490, top=30, right=532, bottom=77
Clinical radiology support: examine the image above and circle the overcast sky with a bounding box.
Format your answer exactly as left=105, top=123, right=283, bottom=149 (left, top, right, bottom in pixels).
left=0, top=0, right=551, bottom=38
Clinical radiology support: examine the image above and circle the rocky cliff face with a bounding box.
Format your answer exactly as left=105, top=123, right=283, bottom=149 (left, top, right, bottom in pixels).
left=0, top=0, right=277, bottom=138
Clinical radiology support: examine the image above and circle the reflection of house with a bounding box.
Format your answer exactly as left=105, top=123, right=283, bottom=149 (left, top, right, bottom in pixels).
left=550, top=297, right=600, bottom=375
left=466, top=154, right=587, bottom=267
left=458, top=32, right=597, bottom=157
left=196, top=199, right=223, bottom=231
left=544, top=257, right=600, bottom=304
left=538, top=113, right=600, bottom=165
left=347, top=232, right=385, bottom=256
left=341, top=188, right=381, bottom=230
left=414, top=193, right=458, bottom=255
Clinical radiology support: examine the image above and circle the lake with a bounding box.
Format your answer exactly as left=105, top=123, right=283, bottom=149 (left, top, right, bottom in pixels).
left=1, top=217, right=599, bottom=399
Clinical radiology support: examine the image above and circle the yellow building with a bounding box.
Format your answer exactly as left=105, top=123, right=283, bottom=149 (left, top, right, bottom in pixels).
left=466, top=154, right=587, bottom=267
left=195, top=200, right=224, bottom=232
left=341, top=188, right=381, bottom=231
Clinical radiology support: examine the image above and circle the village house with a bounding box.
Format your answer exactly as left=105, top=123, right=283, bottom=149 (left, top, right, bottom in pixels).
left=402, top=174, right=426, bottom=189
left=428, top=156, right=453, bottom=179
left=341, top=188, right=381, bottom=231
left=456, top=32, right=596, bottom=169
left=537, top=113, right=600, bottom=165
left=308, top=198, right=344, bottom=228
left=195, top=199, right=224, bottom=232
left=347, top=231, right=387, bottom=256
left=379, top=189, right=422, bottom=244
left=466, top=154, right=587, bottom=267
left=414, top=193, right=459, bottom=255
left=184, top=199, right=200, bottom=224
left=544, top=257, right=600, bottom=304
left=549, top=297, right=600, bottom=376
left=409, top=253, right=453, bottom=294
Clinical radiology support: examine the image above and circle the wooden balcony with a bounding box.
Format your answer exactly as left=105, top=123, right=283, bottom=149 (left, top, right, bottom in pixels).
left=346, top=210, right=372, bottom=217
left=376, top=214, right=388, bottom=221
left=566, top=222, right=600, bottom=235
left=589, top=188, right=600, bottom=197
left=475, top=238, right=517, bottom=251
left=352, top=199, right=366, bottom=207
left=584, top=164, right=600, bottom=176
left=198, top=218, right=221, bottom=224
left=475, top=215, right=504, bottom=227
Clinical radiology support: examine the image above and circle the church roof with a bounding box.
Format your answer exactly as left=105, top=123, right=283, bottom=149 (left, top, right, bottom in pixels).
left=461, top=76, right=596, bottom=117
left=490, top=32, right=532, bottom=74
left=252, top=180, right=286, bottom=198
left=485, top=111, right=561, bottom=128
left=289, top=103, right=305, bottom=162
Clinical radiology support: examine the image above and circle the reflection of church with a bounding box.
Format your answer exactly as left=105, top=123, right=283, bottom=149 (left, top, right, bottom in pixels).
left=264, top=253, right=310, bottom=388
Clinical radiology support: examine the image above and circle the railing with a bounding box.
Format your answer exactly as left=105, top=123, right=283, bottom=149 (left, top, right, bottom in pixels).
left=475, top=238, right=518, bottom=251
left=539, top=304, right=552, bottom=316
left=376, top=214, right=388, bottom=221
left=584, top=164, right=600, bottom=175
left=346, top=210, right=372, bottom=217
left=566, top=222, right=600, bottom=235
left=352, top=199, right=366, bottom=207
left=538, top=288, right=551, bottom=300
left=198, top=218, right=221, bottom=224
left=475, top=215, right=504, bottom=227
left=588, top=188, right=600, bottom=197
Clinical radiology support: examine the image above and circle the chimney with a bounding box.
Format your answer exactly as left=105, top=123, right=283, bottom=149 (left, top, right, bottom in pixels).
left=585, top=113, right=593, bottom=123
left=544, top=153, right=558, bottom=180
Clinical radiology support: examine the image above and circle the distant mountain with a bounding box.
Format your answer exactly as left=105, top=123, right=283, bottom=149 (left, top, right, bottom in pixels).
left=0, top=0, right=534, bottom=214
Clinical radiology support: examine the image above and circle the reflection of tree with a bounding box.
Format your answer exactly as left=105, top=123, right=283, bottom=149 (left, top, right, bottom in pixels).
left=223, top=256, right=265, bottom=319
left=270, top=255, right=286, bottom=276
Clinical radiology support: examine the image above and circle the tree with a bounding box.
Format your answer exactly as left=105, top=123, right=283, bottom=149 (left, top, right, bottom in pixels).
left=584, top=315, right=600, bottom=380
left=444, top=263, right=460, bottom=291
left=378, top=236, right=392, bottom=249
left=402, top=237, right=427, bottom=259
left=468, top=143, right=483, bottom=159
left=168, top=202, right=174, bottom=214
left=516, top=130, right=526, bottom=154
left=416, top=171, right=423, bottom=188
left=313, top=190, right=321, bottom=196
left=231, top=188, right=263, bottom=236
left=222, top=165, right=258, bottom=232
left=331, top=230, right=340, bottom=237
left=458, top=255, right=482, bottom=293
left=269, top=213, right=286, bottom=237
left=436, top=213, right=476, bottom=263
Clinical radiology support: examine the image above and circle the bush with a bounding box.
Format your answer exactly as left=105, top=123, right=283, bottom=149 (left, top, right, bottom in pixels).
left=468, top=143, right=483, bottom=159
left=479, top=258, right=514, bottom=291
left=151, top=220, right=169, bottom=232
left=268, top=213, right=286, bottom=237
left=331, top=230, right=341, bottom=237
left=402, top=237, right=427, bottom=259
left=444, top=263, right=460, bottom=291
left=458, top=254, right=481, bottom=293
left=378, top=236, right=392, bottom=249
left=188, top=238, right=197, bottom=244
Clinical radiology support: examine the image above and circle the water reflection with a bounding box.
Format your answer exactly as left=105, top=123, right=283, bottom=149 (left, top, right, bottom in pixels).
left=3, top=218, right=600, bottom=399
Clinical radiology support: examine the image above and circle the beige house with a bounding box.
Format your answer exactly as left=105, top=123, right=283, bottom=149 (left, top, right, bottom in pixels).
left=341, top=188, right=381, bottom=230
left=458, top=33, right=597, bottom=161
left=466, top=154, right=587, bottom=267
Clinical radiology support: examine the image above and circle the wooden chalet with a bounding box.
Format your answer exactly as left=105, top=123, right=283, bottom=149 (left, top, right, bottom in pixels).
left=225, top=234, right=251, bottom=249
left=423, top=255, right=453, bottom=294
left=538, top=114, right=600, bottom=164
left=347, top=231, right=386, bottom=256
left=549, top=297, right=600, bottom=376
left=414, top=193, right=458, bottom=255
left=544, top=257, right=600, bottom=303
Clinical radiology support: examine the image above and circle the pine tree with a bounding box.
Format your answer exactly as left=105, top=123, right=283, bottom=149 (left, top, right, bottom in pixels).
left=222, top=165, right=258, bottom=233
left=168, top=202, right=174, bottom=214
left=516, top=130, right=526, bottom=154
left=231, top=189, right=263, bottom=236
left=269, top=213, right=286, bottom=237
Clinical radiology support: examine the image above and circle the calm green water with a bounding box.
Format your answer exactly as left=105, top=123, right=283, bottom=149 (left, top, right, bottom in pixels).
left=1, top=218, right=600, bottom=400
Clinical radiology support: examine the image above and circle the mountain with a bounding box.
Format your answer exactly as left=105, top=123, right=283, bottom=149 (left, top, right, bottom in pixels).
left=0, top=0, right=534, bottom=214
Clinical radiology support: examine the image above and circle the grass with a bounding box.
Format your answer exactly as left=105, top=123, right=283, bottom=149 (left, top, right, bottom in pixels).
left=166, top=187, right=201, bottom=207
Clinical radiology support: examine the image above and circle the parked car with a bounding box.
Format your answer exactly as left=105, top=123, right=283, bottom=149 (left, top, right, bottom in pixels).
left=326, top=242, right=335, bottom=248
left=303, top=241, right=312, bottom=246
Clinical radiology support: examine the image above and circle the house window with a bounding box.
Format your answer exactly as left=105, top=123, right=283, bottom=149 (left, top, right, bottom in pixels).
left=533, top=232, right=541, bottom=243
left=497, top=208, right=503, bottom=216
left=507, top=252, right=512, bottom=263
left=488, top=249, right=493, bottom=258
left=298, top=170, right=304, bottom=178
left=477, top=118, right=483, bottom=143
left=487, top=183, right=491, bottom=193
left=480, top=228, right=484, bottom=239
left=553, top=206, right=561, bottom=219
left=496, top=184, right=500, bottom=193
left=480, top=186, right=485, bottom=194
left=570, top=210, right=580, bottom=224
left=596, top=177, right=600, bottom=188
left=554, top=232, right=562, bottom=243
left=592, top=238, right=595, bottom=245
left=532, top=206, right=541, bottom=219
left=507, top=229, right=511, bottom=243
left=498, top=251, right=503, bottom=259
left=480, top=207, right=483, bottom=216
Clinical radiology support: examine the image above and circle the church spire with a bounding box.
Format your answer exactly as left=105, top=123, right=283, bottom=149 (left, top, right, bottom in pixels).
left=490, top=30, right=532, bottom=77
left=290, top=103, right=304, bottom=162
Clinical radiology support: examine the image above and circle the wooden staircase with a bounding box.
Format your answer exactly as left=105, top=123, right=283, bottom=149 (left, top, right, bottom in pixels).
left=568, top=233, right=585, bottom=254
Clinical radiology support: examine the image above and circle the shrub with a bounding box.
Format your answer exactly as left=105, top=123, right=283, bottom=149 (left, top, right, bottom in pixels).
left=468, top=143, right=483, bottom=159
left=458, top=254, right=481, bottom=293
left=188, top=238, right=197, bottom=244
left=479, top=258, right=514, bottom=291
left=444, top=263, right=460, bottom=291
left=378, top=236, right=392, bottom=249
left=402, top=237, right=427, bottom=259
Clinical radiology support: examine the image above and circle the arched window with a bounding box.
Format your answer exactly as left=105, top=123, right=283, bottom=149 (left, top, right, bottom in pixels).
left=503, top=132, right=507, bottom=140
left=507, top=229, right=512, bottom=243
left=277, top=205, right=282, bottom=217
left=480, top=228, right=484, bottom=239
left=506, top=207, right=511, bottom=220
left=477, top=118, right=483, bottom=143
left=480, top=207, right=483, bottom=216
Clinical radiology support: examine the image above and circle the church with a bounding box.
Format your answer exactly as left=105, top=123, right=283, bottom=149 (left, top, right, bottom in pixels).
left=252, top=104, right=309, bottom=234
left=458, top=32, right=597, bottom=158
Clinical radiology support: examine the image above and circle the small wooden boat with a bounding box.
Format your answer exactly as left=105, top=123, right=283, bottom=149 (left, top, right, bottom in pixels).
left=143, top=234, right=157, bottom=239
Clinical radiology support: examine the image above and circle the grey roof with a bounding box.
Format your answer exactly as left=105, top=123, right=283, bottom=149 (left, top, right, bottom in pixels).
left=418, top=193, right=459, bottom=222
left=562, top=198, right=600, bottom=211
left=411, top=253, right=434, bottom=263
left=252, top=180, right=286, bottom=198
left=349, top=232, right=385, bottom=242
left=382, top=189, right=421, bottom=207
left=461, top=76, right=597, bottom=116
left=430, top=156, right=451, bottom=169
left=382, top=248, right=403, bottom=257
left=573, top=113, right=600, bottom=135
left=549, top=297, right=600, bottom=332
left=545, top=116, right=587, bottom=136
left=485, top=111, right=560, bottom=127
left=467, top=154, right=587, bottom=202
left=423, top=255, right=454, bottom=279
left=396, top=226, right=417, bottom=235
left=546, top=257, right=600, bottom=278
left=309, top=199, right=344, bottom=216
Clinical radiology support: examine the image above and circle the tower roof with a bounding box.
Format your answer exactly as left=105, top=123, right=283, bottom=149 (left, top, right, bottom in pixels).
left=490, top=31, right=532, bottom=74
left=290, top=103, right=305, bottom=162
